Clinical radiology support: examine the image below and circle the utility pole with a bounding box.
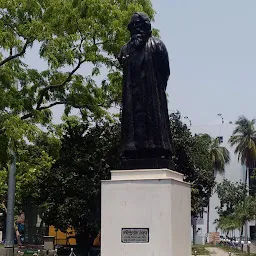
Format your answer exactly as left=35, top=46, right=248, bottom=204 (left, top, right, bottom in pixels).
left=217, top=113, right=224, bottom=139
left=5, top=46, right=18, bottom=250
left=217, top=113, right=224, bottom=124
left=4, top=149, right=16, bottom=248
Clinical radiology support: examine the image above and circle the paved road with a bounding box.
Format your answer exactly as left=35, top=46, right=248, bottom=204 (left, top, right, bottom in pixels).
left=205, top=247, right=235, bottom=256
left=249, top=243, right=256, bottom=254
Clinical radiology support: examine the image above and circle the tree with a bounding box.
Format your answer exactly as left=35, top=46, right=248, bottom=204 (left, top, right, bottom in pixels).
left=0, top=0, right=155, bottom=159
left=196, top=134, right=230, bottom=174
left=229, top=116, right=256, bottom=183
left=38, top=119, right=121, bottom=253
left=216, top=179, right=246, bottom=219
left=170, top=113, right=215, bottom=244
left=217, top=215, right=242, bottom=235
left=170, top=114, right=215, bottom=216
left=229, top=116, right=256, bottom=239
left=244, top=196, right=256, bottom=240
left=215, top=179, right=248, bottom=235
left=217, top=196, right=256, bottom=237
left=216, top=180, right=256, bottom=239
left=0, top=131, right=60, bottom=203
left=0, top=129, right=60, bottom=243
left=198, top=134, right=230, bottom=234
left=38, top=113, right=215, bottom=248
left=209, top=136, right=230, bottom=175
left=0, top=0, right=155, bottom=244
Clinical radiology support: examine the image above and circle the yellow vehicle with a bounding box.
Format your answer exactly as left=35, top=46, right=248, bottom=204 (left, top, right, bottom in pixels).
left=48, top=226, right=76, bottom=246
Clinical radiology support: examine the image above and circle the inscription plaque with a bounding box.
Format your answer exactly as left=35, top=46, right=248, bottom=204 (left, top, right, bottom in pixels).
left=121, top=228, right=149, bottom=243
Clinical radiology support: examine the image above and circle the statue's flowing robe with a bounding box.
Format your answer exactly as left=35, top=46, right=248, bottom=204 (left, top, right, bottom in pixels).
left=119, top=36, right=172, bottom=158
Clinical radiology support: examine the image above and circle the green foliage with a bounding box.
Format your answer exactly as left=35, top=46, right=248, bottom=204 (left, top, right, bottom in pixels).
left=191, top=245, right=210, bottom=255
left=198, top=134, right=230, bottom=174
left=0, top=0, right=156, bottom=218
left=0, top=0, right=155, bottom=128
left=38, top=113, right=216, bottom=239
left=249, top=168, right=256, bottom=195
left=38, top=121, right=121, bottom=235
left=0, top=131, right=60, bottom=211
left=215, top=179, right=248, bottom=232
left=0, top=168, right=8, bottom=203
left=16, top=144, right=57, bottom=204
left=229, top=116, right=256, bottom=169
left=0, top=134, right=9, bottom=168
left=222, top=115, right=256, bottom=236
left=216, top=179, right=256, bottom=234
left=0, top=0, right=156, bottom=166
left=170, top=112, right=215, bottom=216
left=216, top=179, right=247, bottom=217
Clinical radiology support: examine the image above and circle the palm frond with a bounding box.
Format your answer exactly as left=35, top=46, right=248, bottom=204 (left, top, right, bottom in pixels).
left=210, top=137, right=230, bottom=173
left=229, top=116, right=256, bottom=168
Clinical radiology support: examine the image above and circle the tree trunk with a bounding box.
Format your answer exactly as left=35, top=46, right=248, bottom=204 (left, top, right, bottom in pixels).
left=254, top=218, right=256, bottom=241
left=245, top=167, right=248, bottom=185
left=207, top=204, right=210, bottom=234
left=192, top=217, right=197, bottom=245
left=193, top=224, right=197, bottom=245
left=241, top=225, right=244, bottom=237
left=245, top=222, right=248, bottom=241
left=244, top=167, right=249, bottom=241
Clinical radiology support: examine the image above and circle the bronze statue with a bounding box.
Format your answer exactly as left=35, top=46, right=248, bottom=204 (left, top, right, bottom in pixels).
left=118, top=12, right=173, bottom=169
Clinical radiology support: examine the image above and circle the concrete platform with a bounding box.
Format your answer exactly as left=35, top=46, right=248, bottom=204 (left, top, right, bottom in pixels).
left=101, top=169, right=191, bottom=256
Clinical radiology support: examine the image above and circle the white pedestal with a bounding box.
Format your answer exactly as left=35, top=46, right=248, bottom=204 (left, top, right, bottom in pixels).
left=43, top=236, right=55, bottom=250
left=101, top=169, right=191, bottom=256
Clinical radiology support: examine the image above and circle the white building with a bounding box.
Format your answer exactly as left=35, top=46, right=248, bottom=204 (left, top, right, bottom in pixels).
left=189, top=122, right=254, bottom=242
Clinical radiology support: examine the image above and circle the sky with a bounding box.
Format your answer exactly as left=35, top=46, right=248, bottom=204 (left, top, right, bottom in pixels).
left=24, top=0, right=256, bottom=126
left=152, top=0, right=256, bottom=126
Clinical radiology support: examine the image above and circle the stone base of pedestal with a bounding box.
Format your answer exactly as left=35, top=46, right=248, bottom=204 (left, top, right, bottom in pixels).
left=101, top=169, right=191, bottom=256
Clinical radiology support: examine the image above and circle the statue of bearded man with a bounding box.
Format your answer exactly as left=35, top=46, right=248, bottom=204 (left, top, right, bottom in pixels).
left=118, top=12, right=173, bottom=169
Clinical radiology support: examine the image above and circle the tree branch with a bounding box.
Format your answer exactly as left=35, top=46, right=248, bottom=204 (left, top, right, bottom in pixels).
left=20, top=101, right=66, bottom=120
left=92, top=33, right=109, bottom=46
left=36, top=58, right=86, bottom=110
left=20, top=37, right=86, bottom=121
left=78, top=35, right=85, bottom=54
left=37, top=101, right=66, bottom=110
left=21, top=113, right=33, bottom=120
left=94, top=40, right=109, bottom=46
left=0, top=41, right=30, bottom=66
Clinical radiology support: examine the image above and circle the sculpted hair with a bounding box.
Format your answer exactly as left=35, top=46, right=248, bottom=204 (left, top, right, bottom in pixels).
left=128, top=12, right=152, bottom=36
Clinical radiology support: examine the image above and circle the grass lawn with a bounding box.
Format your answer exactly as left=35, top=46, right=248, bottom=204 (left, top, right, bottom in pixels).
left=216, top=244, right=256, bottom=255
left=192, top=245, right=210, bottom=255
left=192, top=244, right=256, bottom=255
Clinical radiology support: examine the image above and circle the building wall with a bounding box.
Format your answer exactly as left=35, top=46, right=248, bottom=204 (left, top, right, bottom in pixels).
left=190, top=123, right=246, bottom=238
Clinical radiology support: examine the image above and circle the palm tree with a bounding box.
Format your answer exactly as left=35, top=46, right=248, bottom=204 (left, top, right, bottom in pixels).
left=229, top=116, right=256, bottom=184
left=229, top=116, right=256, bottom=240
left=209, top=137, right=230, bottom=175
left=208, top=135, right=230, bottom=234
left=198, top=133, right=230, bottom=173
left=198, top=134, right=230, bottom=234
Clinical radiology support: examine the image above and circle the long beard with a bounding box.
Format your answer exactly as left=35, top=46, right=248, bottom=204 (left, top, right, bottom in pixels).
left=131, top=33, right=147, bottom=48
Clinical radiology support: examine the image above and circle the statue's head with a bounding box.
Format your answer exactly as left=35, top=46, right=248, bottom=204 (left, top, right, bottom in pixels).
left=128, top=12, right=152, bottom=47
